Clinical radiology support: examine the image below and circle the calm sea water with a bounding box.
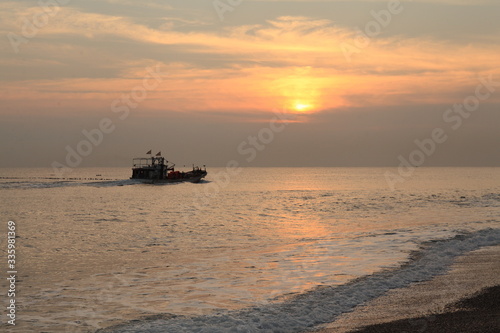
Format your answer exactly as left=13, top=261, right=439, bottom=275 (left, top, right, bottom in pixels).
left=0, top=167, right=499, bottom=332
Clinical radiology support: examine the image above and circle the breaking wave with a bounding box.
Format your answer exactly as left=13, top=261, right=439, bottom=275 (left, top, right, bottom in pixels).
left=100, top=228, right=500, bottom=333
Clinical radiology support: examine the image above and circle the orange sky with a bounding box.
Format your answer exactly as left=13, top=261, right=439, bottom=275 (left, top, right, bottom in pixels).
left=2, top=2, right=499, bottom=116
left=1, top=0, right=499, bottom=166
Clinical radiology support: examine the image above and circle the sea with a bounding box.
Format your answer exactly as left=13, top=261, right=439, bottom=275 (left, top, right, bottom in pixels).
left=0, top=167, right=499, bottom=332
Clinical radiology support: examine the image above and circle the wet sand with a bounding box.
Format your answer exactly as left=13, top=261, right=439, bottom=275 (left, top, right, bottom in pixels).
left=314, top=245, right=500, bottom=333
left=351, top=285, right=500, bottom=333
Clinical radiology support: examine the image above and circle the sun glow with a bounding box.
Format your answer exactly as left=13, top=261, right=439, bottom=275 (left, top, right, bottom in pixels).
left=293, top=102, right=313, bottom=112
left=267, top=67, right=329, bottom=114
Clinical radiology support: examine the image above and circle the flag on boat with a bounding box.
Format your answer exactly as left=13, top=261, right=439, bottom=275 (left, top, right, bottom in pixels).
left=156, top=151, right=161, bottom=156
left=146, top=150, right=152, bottom=154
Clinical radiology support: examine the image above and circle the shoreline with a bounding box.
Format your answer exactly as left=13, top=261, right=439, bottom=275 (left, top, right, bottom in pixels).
left=96, top=239, right=500, bottom=333
left=314, top=245, right=500, bottom=333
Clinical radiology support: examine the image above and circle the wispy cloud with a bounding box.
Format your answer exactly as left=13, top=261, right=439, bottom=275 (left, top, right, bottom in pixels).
left=1, top=1, right=499, bottom=118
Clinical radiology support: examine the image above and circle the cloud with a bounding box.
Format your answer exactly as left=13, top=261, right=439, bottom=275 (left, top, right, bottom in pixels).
left=1, top=2, right=499, bottom=118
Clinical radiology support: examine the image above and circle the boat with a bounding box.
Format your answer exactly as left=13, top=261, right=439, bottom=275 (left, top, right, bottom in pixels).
left=130, top=154, right=207, bottom=184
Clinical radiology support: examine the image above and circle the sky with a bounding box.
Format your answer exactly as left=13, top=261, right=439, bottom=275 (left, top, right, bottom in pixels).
left=0, top=0, right=499, bottom=168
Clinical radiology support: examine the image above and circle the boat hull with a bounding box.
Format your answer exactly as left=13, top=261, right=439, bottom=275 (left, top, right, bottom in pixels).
left=131, top=174, right=206, bottom=184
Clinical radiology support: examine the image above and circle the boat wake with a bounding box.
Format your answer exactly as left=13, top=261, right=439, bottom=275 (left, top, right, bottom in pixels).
left=0, top=178, right=140, bottom=189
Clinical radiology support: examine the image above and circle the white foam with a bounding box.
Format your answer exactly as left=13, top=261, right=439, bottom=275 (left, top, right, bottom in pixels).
left=103, top=228, right=500, bottom=333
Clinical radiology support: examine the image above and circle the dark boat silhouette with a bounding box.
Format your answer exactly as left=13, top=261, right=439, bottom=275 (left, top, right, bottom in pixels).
left=131, top=155, right=207, bottom=184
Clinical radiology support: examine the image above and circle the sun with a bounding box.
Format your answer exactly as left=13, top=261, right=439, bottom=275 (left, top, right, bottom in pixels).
left=292, top=102, right=313, bottom=112
left=269, top=67, right=325, bottom=113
